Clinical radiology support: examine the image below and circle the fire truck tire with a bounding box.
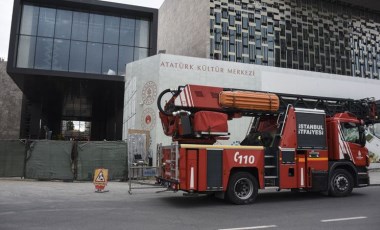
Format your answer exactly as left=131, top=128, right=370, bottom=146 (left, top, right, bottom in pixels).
left=226, top=172, right=258, bottom=205
left=329, top=169, right=354, bottom=197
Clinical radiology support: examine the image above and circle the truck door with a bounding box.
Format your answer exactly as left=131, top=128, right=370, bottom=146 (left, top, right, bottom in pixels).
left=339, top=122, right=367, bottom=167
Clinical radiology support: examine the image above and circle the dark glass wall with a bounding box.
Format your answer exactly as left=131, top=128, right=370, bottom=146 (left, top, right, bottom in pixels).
left=8, top=0, right=158, bottom=141
left=16, top=4, right=151, bottom=76
left=209, top=0, right=380, bottom=80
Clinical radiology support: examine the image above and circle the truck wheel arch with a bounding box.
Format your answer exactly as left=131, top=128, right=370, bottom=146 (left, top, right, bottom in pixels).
left=228, top=167, right=260, bottom=187
left=328, top=161, right=358, bottom=188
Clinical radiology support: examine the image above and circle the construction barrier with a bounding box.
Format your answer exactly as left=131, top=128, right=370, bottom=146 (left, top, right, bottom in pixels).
left=76, top=141, right=127, bottom=181
left=0, top=140, right=26, bottom=177
left=25, top=140, right=74, bottom=180
left=0, top=140, right=130, bottom=181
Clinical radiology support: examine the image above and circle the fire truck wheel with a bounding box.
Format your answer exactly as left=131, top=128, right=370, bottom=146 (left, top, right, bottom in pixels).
left=329, top=169, right=354, bottom=197
left=226, top=172, right=258, bottom=205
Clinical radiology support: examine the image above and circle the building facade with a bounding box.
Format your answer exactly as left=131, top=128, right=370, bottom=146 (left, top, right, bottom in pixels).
left=158, top=0, right=380, bottom=79
left=7, top=0, right=158, bottom=140
left=0, top=60, right=22, bottom=139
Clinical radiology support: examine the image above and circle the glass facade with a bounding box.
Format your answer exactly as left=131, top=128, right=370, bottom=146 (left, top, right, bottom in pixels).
left=209, top=0, right=380, bottom=80
left=16, top=4, right=151, bottom=76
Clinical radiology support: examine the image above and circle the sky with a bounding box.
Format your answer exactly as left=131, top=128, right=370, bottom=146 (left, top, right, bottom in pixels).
left=0, top=0, right=165, bottom=60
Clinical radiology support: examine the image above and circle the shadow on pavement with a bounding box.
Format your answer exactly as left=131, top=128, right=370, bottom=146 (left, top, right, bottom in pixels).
left=159, top=190, right=367, bottom=208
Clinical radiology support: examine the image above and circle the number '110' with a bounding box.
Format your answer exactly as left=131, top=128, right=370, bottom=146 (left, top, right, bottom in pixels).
left=234, top=152, right=255, bottom=164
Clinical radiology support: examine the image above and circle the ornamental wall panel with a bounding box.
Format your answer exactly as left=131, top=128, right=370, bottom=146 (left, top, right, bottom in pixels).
left=210, top=0, right=380, bottom=79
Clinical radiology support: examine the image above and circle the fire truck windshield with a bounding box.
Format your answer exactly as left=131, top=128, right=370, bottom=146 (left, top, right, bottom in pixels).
left=341, top=122, right=360, bottom=144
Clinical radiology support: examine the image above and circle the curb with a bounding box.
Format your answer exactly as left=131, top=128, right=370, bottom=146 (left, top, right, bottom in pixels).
left=369, top=169, right=380, bottom=172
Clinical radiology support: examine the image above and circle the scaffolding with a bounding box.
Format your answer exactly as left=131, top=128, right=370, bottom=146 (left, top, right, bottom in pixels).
left=127, top=132, right=161, bottom=194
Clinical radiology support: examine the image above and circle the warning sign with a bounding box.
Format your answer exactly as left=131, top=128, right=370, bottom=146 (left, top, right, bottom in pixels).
left=93, top=168, right=108, bottom=189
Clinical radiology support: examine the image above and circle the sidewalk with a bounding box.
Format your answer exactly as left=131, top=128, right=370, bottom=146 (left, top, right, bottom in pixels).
left=370, top=171, right=380, bottom=186
left=369, top=163, right=380, bottom=186
left=368, top=162, right=380, bottom=171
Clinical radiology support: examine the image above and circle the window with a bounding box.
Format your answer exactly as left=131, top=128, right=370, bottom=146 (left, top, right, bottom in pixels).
left=17, top=35, right=36, bottom=68
left=341, top=122, right=360, bottom=144
left=134, top=47, right=148, bottom=60
left=249, top=45, right=255, bottom=60
left=268, top=24, right=273, bottom=34
left=222, top=22, right=228, bottom=35
left=37, top=8, right=56, bottom=37
left=249, top=26, right=255, bottom=39
left=242, top=17, right=248, bottom=30
left=229, top=15, right=235, bottom=26
left=242, top=33, right=248, bottom=46
left=222, top=40, right=228, bottom=57
left=104, top=16, right=120, bottom=44
left=118, top=46, right=134, bottom=76
left=215, top=12, right=221, bottom=24
left=88, top=14, right=105, bottom=43
left=135, top=19, right=150, bottom=48
left=229, top=44, right=235, bottom=52
left=215, top=29, right=221, bottom=43
left=256, top=35, right=261, bottom=48
left=210, top=19, right=214, bottom=34
left=102, top=44, right=118, bottom=75
left=255, top=18, right=261, bottom=31
left=69, top=41, right=86, bottom=72
left=71, top=12, right=89, bottom=41
left=210, top=38, right=215, bottom=55
left=236, top=42, right=242, bottom=58
left=229, top=30, right=235, bottom=44
left=86, top=42, right=102, bottom=73
left=267, top=36, right=274, bottom=50
left=120, top=18, right=135, bottom=46
left=52, top=39, right=70, bottom=71
left=20, top=5, right=39, bottom=36
left=35, top=37, right=53, bottom=69
left=275, top=48, right=280, bottom=67
left=222, top=9, right=228, bottom=19
left=55, top=10, right=72, bottom=39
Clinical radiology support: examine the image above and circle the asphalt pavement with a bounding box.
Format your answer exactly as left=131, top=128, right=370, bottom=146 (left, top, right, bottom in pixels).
left=0, top=163, right=379, bottom=230
left=1, top=176, right=380, bottom=230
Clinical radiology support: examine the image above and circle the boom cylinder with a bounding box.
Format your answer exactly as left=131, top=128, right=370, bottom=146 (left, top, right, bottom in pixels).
left=219, top=91, right=280, bottom=112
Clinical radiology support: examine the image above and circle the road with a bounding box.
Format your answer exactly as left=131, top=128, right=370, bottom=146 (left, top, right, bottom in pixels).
left=0, top=180, right=379, bottom=230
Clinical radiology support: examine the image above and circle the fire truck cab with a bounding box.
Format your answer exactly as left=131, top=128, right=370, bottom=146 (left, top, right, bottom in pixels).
left=156, top=84, right=378, bottom=204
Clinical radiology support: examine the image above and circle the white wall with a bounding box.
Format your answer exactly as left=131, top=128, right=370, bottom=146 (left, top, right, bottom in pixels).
left=257, top=65, right=380, bottom=99
left=124, top=54, right=380, bottom=165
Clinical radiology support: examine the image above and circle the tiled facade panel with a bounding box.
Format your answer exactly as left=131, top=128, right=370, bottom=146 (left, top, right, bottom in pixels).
left=210, top=0, right=380, bottom=79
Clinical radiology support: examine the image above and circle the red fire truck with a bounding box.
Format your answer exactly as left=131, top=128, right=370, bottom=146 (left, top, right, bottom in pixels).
left=156, top=84, right=379, bottom=204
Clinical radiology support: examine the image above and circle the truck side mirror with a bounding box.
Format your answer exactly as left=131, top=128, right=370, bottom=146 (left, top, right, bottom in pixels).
left=359, top=126, right=366, bottom=147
